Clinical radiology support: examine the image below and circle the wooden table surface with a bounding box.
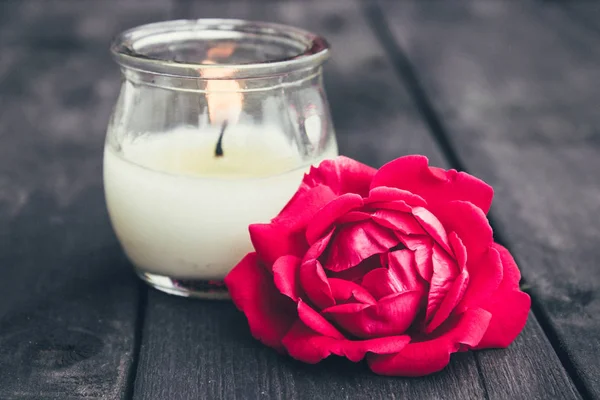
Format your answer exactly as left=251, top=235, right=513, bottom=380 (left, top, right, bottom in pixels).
left=1, top=1, right=599, bottom=399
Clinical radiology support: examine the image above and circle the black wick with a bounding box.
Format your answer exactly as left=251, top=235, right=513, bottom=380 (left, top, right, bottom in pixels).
left=214, top=121, right=228, bottom=157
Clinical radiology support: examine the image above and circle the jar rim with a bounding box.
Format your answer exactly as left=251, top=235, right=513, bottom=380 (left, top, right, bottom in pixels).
left=111, top=19, right=330, bottom=79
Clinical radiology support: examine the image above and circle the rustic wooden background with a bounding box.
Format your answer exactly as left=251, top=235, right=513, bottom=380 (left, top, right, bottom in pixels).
left=0, top=1, right=598, bottom=399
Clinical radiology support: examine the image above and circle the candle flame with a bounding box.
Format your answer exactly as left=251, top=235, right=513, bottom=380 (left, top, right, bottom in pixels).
left=201, top=44, right=243, bottom=125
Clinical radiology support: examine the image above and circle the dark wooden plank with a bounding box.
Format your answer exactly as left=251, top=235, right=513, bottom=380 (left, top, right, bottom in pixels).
left=475, top=313, right=582, bottom=400
left=133, top=1, right=488, bottom=399
left=549, top=2, right=600, bottom=39
left=0, top=0, right=174, bottom=47
left=0, top=1, right=172, bottom=398
left=137, top=292, right=484, bottom=400
left=376, top=0, right=599, bottom=398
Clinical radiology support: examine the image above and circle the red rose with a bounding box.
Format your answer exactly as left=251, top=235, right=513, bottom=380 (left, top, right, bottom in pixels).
left=225, top=156, right=530, bottom=376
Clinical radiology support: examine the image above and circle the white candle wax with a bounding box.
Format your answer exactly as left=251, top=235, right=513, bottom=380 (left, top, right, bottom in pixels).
left=104, top=126, right=338, bottom=280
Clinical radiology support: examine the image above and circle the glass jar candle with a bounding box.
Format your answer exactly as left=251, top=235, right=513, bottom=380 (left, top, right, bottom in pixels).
left=104, top=19, right=338, bottom=299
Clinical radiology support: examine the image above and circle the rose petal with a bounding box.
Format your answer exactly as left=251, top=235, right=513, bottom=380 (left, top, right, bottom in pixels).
left=361, top=268, right=399, bottom=300
left=323, top=220, right=400, bottom=272
left=322, top=291, right=421, bottom=338
left=371, top=209, right=425, bottom=235
left=361, top=250, right=422, bottom=301
left=249, top=223, right=307, bottom=267
left=303, top=228, right=335, bottom=263
left=225, top=253, right=296, bottom=352
left=457, top=246, right=503, bottom=312
left=337, top=211, right=372, bottom=224
left=426, top=245, right=459, bottom=322
left=434, top=201, right=493, bottom=263
left=412, top=207, right=452, bottom=255
left=425, top=267, right=469, bottom=333
left=475, top=291, right=530, bottom=349
left=305, top=193, right=364, bottom=244
left=274, top=184, right=338, bottom=229
left=369, top=341, right=450, bottom=377
left=302, top=156, right=377, bottom=197
left=321, top=303, right=370, bottom=326
left=399, top=235, right=434, bottom=282
left=299, top=259, right=335, bottom=309
left=272, top=255, right=302, bottom=301
left=297, top=299, right=344, bottom=339
left=387, top=249, right=424, bottom=292
left=282, top=321, right=336, bottom=363
left=282, top=321, right=410, bottom=363
left=366, top=187, right=427, bottom=207
left=475, top=244, right=529, bottom=348
left=328, top=255, right=382, bottom=282
left=368, top=200, right=413, bottom=213
left=367, top=308, right=492, bottom=376
left=449, top=232, right=467, bottom=269
left=341, top=334, right=411, bottom=361
left=328, top=278, right=377, bottom=305
left=371, top=155, right=494, bottom=214
left=493, top=243, right=522, bottom=290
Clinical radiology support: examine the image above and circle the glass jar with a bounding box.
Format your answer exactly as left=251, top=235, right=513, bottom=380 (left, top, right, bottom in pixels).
left=104, top=19, right=338, bottom=299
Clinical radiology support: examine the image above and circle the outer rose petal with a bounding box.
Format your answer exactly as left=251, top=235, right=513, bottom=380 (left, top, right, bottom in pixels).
left=282, top=321, right=336, bottom=363
left=297, top=300, right=345, bottom=339
left=225, top=253, right=296, bottom=352
left=302, top=156, right=377, bottom=197
left=371, top=155, right=494, bottom=214
left=274, top=184, right=338, bottom=229
left=249, top=224, right=307, bottom=267
left=272, top=255, right=302, bottom=301
left=475, top=290, right=530, bottom=349
left=367, top=308, right=492, bottom=376
left=475, top=244, right=530, bottom=349
left=434, top=200, right=493, bottom=263
left=366, top=187, right=427, bottom=207
left=282, top=321, right=410, bottom=363
left=493, top=243, right=522, bottom=290
left=457, top=247, right=503, bottom=312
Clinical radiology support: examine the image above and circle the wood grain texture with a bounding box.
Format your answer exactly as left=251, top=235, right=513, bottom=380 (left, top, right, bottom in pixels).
left=136, top=292, right=485, bottom=400
left=0, top=1, right=172, bottom=398
left=475, top=315, right=582, bottom=400
left=549, top=2, right=600, bottom=39
left=133, top=1, right=488, bottom=399
left=0, top=0, right=589, bottom=399
left=376, top=0, right=598, bottom=398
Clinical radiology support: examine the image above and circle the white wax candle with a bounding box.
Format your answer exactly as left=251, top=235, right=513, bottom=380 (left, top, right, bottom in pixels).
left=104, top=126, right=338, bottom=280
